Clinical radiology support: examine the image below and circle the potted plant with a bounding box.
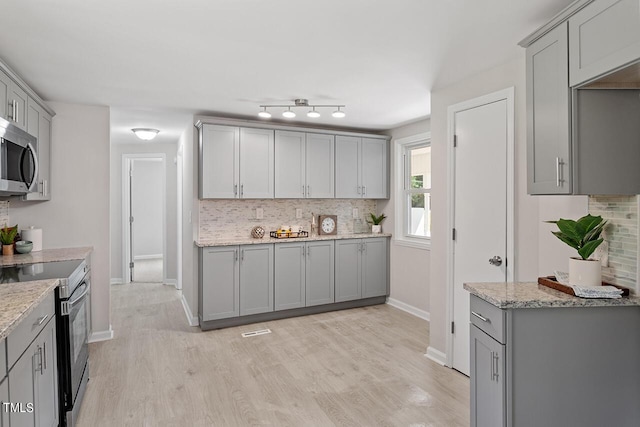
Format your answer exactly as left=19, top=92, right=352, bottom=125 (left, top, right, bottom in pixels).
left=367, top=213, right=387, bottom=234
left=547, top=214, right=607, bottom=286
left=0, top=224, right=18, bottom=256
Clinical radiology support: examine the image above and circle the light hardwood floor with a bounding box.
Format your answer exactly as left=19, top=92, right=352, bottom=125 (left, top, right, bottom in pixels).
left=78, top=283, right=469, bottom=426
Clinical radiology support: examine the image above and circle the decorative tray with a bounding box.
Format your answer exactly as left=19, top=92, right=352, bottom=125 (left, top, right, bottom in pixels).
left=269, top=230, right=309, bottom=239
left=538, top=276, right=630, bottom=297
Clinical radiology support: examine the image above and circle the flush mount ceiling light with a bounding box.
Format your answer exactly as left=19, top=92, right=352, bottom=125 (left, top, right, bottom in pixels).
left=258, top=99, right=346, bottom=120
left=132, top=128, right=160, bottom=141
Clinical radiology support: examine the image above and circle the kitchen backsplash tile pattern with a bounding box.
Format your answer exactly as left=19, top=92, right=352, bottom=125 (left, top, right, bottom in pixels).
left=0, top=201, right=9, bottom=227
left=588, top=196, right=638, bottom=290
left=199, top=199, right=378, bottom=241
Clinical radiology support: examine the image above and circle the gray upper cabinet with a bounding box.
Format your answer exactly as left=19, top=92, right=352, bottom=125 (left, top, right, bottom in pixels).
left=200, top=246, right=240, bottom=321
left=275, top=131, right=334, bottom=199
left=336, top=136, right=388, bottom=199
left=526, top=23, right=571, bottom=195
left=470, top=325, right=506, bottom=427
left=362, top=238, right=388, bottom=298
left=0, top=68, right=28, bottom=131
left=239, top=244, right=274, bottom=316
left=335, top=239, right=362, bottom=302
left=23, top=97, right=52, bottom=201
left=305, top=240, right=335, bottom=307
left=569, top=0, right=640, bottom=86
left=200, top=125, right=274, bottom=199
left=0, top=70, right=9, bottom=120
left=274, top=242, right=306, bottom=310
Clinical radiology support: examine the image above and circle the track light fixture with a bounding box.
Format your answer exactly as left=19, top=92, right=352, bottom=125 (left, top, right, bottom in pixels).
left=258, top=99, right=346, bottom=120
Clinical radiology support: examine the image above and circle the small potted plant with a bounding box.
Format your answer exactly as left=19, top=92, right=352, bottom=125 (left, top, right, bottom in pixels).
left=367, top=213, right=387, bottom=234
left=547, top=214, right=607, bottom=286
left=0, top=224, right=18, bottom=256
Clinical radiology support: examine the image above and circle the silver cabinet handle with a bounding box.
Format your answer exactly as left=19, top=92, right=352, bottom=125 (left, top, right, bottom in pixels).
left=234, top=249, right=238, bottom=262
left=471, top=311, right=490, bottom=323
left=362, top=185, right=366, bottom=196
left=234, top=184, right=238, bottom=196
left=307, top=246, right=310, bottom=256
left=35, top=314, right=49, bottom=327
left=43, top=341, right=47, bottom=371
left=492, top=352, right=499, bottom=381
left=240, top=184, right=244, bottom=197
left=307, top=185, right=310, bottom=197
left=241, top=249, right=244, bottom=261
left=555, top=157, right=564, bottom=187
left=14, top=100, right=18, bottom=123
left=302, top=185, right=305, bottom=197
left=36, top=346, right=43, bottom=374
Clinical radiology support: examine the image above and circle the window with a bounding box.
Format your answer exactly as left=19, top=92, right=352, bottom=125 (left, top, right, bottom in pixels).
left=395, top=133, right=431, bottom=248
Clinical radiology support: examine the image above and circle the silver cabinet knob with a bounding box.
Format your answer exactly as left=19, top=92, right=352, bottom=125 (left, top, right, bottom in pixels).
left=489, top=256, right=502, bottom=266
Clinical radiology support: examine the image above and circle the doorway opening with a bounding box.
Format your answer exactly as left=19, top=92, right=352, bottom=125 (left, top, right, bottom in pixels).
left=122, top=154, right=167, bottom=284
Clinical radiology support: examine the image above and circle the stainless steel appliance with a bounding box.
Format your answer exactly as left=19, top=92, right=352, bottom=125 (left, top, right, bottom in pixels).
left=0, top=116, right=38, bottom=195
left=2, top=259, right=90, bottom=427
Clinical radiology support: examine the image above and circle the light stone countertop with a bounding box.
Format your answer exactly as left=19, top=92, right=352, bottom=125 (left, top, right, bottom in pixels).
left=196, top=233, right=392, bottom=247
left=464, top=282, right=640, bottom=309
left=0, top=279, right=59, bottom=341
left=0, top=247, right=92, bottom=267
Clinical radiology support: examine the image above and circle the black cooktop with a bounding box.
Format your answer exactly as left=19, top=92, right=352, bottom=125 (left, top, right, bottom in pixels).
left=0, top=259, right=84, bottom=284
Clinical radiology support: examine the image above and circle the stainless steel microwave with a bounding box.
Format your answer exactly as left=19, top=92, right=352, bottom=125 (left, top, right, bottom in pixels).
left=0, top=117, right=37, bottom=195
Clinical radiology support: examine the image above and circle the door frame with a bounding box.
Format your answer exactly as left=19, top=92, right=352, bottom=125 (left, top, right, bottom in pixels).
left=445, top=87, right=515, bottom=368
left=122, top=153, right=167, bottom=284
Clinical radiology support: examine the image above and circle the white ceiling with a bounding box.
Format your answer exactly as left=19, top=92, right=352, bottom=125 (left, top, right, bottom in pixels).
left=0, top=0, right=573, bottom=139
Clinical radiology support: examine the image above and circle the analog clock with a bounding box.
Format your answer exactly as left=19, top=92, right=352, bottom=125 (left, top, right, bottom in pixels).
left=318, top=215, right=337, bottom=235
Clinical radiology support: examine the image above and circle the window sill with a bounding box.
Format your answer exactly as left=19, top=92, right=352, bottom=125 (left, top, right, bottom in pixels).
left=392, top=238, right=431, bottom=251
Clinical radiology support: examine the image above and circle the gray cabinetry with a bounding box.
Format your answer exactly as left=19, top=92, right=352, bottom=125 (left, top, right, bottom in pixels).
left=274, top=242, right=306, bottom=310
left=239, top=244, right=274, bottom=316
left=305, top=133, right=334, bottom=198
left=526, top=23, right=571, bottom=195
left=200, top=246, right=240, bottom=321
left=569, top=0, right=640, bottom=86
left=199, top=125, right=274, bottom=199
left=0, top=377, right=7, bottom=427
left=23, top=97, right=52, bottom=201
left=0, top=68, right=28, bottom=131
left=336, top=136, right=388, bottom=199
left=305, top=240, right=335, bottom=306
left=336, top=238, right=388, bottom=302
left=361, top=238, right=388, bottom=298
left=470, top=325, right=505, bottom=427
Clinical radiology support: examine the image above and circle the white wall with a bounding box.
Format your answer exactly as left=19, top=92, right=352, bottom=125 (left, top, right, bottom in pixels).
left=10, top=102, right=112, bottom=337
left=379, top=119, right=431, bottom=318
left=132, top=159, right=163, bottom=258
left=428, top=56, right=586, bottom=359
left=110, top=142, right=178, bottom=283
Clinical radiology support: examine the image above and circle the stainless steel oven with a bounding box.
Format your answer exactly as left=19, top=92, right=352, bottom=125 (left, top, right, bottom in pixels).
left=0, top=116, right=38, bottom=195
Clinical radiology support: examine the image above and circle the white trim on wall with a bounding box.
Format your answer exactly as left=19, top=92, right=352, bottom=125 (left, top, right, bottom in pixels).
left=134, top=254, right=163, bottom=261
left=386, top=298, right=430, bottom=321
left=89, top=326, right=114, bottom=343
left=181, top=294, right=199, bottom=326
left=110, top=278, right=123, bottom=285
left=425, top=346, right=447, bottom=366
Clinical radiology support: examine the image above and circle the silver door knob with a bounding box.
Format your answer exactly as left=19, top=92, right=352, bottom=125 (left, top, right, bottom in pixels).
left=489, top=256, right=502, bottom=266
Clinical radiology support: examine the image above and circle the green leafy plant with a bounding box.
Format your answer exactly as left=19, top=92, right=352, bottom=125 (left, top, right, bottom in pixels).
left=367, top=213, right=387, bottom=225
left=0, top=225, right=18, bottom=245
left=546, top=214, right=607, bottom=260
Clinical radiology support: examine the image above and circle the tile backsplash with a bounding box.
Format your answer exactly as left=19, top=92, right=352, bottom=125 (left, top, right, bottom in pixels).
left=588, top=196, right=638, bottom=290
left=199, top=199, right=378, bottom=241
left=0, top=201, right=9, bottom=228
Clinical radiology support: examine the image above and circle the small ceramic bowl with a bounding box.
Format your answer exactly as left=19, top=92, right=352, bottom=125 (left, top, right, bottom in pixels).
left=15, top=240, right=33, bottom=254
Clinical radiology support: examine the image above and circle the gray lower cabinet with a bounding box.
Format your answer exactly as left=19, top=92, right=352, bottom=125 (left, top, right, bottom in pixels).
left=569, top=0, right=640, bottom=86
left=336, top=238, right=388, bottom=302
left=200, top=246, right=240, bottom=321
left=470, top=325, right=505, bottom=427
left=9, top=316, right=58, bottom=427
left=274, top=240, right=335, bottom=310
left=239, top=244, right=274, bottom=316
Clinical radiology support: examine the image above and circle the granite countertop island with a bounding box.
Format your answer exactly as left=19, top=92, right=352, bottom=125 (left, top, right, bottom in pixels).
left=0, top=278, right=59, bottom=341
left=196, top=233, right=392, bottom=247
left=0, top=246, right=92, bottom=267
left=464, top=281, right=640, bottom=309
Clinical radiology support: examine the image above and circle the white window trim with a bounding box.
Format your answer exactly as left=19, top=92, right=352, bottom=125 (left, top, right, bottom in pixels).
left=394, top=132, right=431, bottom=250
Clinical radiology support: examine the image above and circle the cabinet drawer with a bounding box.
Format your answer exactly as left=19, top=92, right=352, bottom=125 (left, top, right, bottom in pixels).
left=6, top=292, right=54, bottom=369
left=470, top=295, right=506, bottom=344
left=0, top=339, right=5, bottom=379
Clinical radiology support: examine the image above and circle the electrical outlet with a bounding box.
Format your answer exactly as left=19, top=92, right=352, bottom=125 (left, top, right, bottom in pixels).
left=295, top=208, right=302, bottom=219
left=352, top=208, right=359, bottom=219
left=256, top=208, right=264, bottom=219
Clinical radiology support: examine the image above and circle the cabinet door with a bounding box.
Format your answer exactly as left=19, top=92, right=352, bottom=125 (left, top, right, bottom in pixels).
left=306, top=240, right=335, bottom=307
left=200, top=125, right=239, bottom=199
left=239, top=128, right=274, bottom=199
left=526, top=23, right=572, bottom=194
left=569, top=0, right=640, bottom=86
left=35, top=319, right=58, bottom=427
left=335, top=136, right=361, bottom=198
left=275, top=130, right=305, bottom=198
left=361, top=138, right=388, bottom=199
left=306, top=133, right=335, bottom=198
left=23, top=99, right=52, bottom=201
left=8, top=341, right=36, bottom=427
left=0, top=377, right=8, bottom=427
left=0, top=70, right=9, bottom=120
left=274, top=242, right=305, bottom=310
left=240, top=244, right=274, bottom=315
left=201, top=247, right=240, bottom=321
left=8, top=83, right=27, bottom=130
left=362, top=238, right=388, bottom=298
left=335, top=239, right=362, bottom=302
left=470, top=325, right=506, bottom=427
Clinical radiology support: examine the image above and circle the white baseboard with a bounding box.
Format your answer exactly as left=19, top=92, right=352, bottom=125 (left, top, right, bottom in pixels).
left=110, top=278, right=123, bottom=285
left=425, top=346, right=447, bottom=366
left=134, top=254, right=163, bottom=261
left=386, top=298, right=430, bottom=321
left=181, top=294, right=199, bottom=327
left=163, top=279, right=177, bottom=287
left=89, top=326, right=114, bottom=343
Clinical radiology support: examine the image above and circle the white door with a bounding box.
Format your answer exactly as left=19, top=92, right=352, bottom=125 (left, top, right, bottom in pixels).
left=451, top=90, right=513, bottom=376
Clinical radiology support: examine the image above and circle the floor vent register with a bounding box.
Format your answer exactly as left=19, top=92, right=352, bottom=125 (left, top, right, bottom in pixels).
left=241, top=329, right=272, bottom=338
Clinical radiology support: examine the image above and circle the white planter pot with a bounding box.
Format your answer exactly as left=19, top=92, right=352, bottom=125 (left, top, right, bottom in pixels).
left=568, top=257, right=602, bottom=286
left=371, top=224, right=382, bottom=234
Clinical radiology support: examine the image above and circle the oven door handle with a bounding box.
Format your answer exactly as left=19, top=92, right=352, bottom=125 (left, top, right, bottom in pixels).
left=61, top=281, right=90, bottom=316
